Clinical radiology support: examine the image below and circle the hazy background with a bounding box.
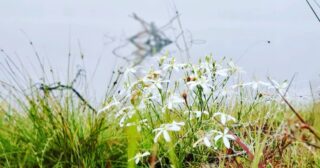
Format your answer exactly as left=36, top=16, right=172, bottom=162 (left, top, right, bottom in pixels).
left=1, top=0, right=320, bottom=100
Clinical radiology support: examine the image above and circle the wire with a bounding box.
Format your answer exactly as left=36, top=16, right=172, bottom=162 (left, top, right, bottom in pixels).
left=306, top=0, right=320, bottom=22
left=313, top=0, right=320, bottom=9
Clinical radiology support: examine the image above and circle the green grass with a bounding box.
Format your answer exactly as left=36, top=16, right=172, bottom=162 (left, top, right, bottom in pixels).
left=0, top=55, right=320, bottom=167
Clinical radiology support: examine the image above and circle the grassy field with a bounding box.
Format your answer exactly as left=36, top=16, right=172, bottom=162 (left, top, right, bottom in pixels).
left=0, top=55, right=320, bottom=167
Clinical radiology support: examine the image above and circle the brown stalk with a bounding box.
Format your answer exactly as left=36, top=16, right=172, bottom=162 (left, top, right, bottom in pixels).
left=213, top=118, right=265, bottom=167
left=268, top=77, right=320, bottom=142
left=228, top=131, right=254, bottom=160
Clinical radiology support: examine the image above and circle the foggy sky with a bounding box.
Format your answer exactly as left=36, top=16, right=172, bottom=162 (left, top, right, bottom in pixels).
left=1, top=0, right=319, bottom=99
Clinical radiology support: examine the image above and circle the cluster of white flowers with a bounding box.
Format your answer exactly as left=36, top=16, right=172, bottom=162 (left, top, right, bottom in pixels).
left=97, top=55, right=297, bottom=165
left=192, top=111, right=237, bottom=149
left=231, top=78, right=288, bottom=92
left=166, top=94, right=185, bottom=110
left=193, top=128, right=235, bottom=149
left=231, top=80, right=271, bottom=90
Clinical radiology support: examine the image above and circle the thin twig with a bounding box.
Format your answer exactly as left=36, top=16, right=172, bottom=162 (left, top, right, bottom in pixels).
left=175, top=10, right=191, bottom=61
left=39, top=83, right=97, bottom=114
left=268, top=77, right=320, bottom=142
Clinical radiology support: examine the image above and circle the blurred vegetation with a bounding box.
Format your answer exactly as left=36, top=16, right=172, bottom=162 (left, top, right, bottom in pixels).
left=0, top=55, right=320, bottom=167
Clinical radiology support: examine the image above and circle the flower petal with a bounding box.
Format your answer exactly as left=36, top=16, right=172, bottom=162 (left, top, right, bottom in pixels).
left=225, top=134, right=235, bottom=140
left=223, top=137, right=231, bottom=149
left=135, top=157, right=140, bottom=164
left=224, top=128, right=230, bottom=134
left=227, top=115, right=236, bottom=122
left=168, top=125, right=181, bottom=131
left=193, top=139, right=202, bottom=148
left=163, top=130, right=171, bottom=142
left=214, top=134, right=223, bottom=142
left=221, top=115, right=226, bottom=125
left=141, top=152, right=151, bottom=157
left=154, top=131, right=162, bottom=143
left=204, top=137, right=212, bottom=147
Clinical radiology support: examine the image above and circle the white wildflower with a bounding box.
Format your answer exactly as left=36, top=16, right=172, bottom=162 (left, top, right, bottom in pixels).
left=125, top=119, right=149, bottom=132
left=193, top=130, right=216, bottom=148
left=228, top=61, right=245, bottom=74
left=167, top=94, right=185, bottom=110
left=97, top=99, right=120, bottom=114
left=213, top=112, right=236, bottom=125
left=214, top=128, right=235, bottom=149
left=131, top=151, right=150, bottom=164
left=187, top=76, right=212, bottom=94
left=232, top=81, right=271, bottom=90
left=215, top=68, right=229, bottom=77
left=162, top=58, right=186, bottom=72
left=123, top=66, right=139, bottom=78
left=199, top=62, right=213, bottom=77
left=269, top=79, right=288, bottom=95
left=143, top=72, right=169, bottom=90
left=116, top=107, right=135, bottom=127
left=153, top=121, right=185, bottom=142
left=186, top=110, right=209, bottom=119
left=201, top=63, right=228, bottom=78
